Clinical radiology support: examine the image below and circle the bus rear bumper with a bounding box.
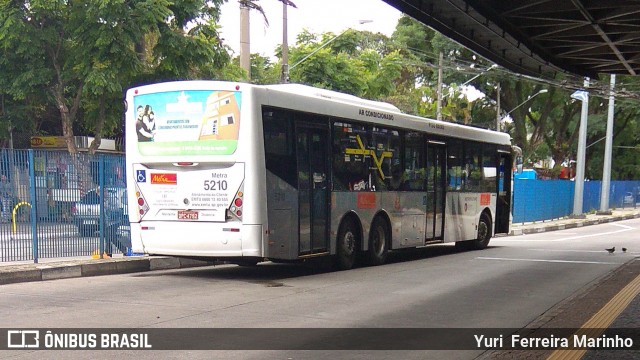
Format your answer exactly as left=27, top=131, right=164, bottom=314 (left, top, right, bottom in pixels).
left=130, top=222, right=263, bottom=258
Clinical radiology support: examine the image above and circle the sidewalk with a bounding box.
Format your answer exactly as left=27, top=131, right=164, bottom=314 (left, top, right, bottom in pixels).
left=508, top=207, right=640, bottom=236
left=0, top=255, right=217, bottom=285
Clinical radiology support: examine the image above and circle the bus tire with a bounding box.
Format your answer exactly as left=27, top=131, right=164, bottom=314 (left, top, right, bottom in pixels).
left=472, top=212, right=492, bottom=250
left=335, top=218, right=358, bottom=270
left=367, top=217, right=389, bottom=266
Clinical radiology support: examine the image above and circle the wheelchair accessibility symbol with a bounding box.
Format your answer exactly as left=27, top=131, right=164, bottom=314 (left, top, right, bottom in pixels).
left=136, top=170, right=147, bottom=183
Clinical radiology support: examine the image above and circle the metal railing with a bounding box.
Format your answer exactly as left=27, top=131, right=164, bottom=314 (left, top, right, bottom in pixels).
left=0, top=149, right=128, bottom=263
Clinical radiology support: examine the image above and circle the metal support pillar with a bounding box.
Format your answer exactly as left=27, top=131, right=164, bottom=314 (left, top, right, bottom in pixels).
left=572, top=78, right=589, bottom=216
left=598, top=75, right=616, bottom=214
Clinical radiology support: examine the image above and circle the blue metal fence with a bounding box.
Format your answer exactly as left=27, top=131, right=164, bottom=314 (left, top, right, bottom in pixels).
left=512, top=178, right=640, bottom=223
left=0, top=149, right=129, bottom=263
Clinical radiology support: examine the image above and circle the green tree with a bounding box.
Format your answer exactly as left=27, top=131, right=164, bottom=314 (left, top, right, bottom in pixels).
left=0, top=0, right=229, bottom=153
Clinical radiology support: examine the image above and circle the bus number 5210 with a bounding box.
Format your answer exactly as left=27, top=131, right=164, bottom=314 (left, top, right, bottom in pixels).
left=204, top=180, right=228, bottom=191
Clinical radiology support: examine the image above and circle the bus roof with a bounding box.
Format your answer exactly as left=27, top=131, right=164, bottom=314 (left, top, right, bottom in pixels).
left=263, top=83, right=401, bottom=113
left=126, top=81, right=511, bottom=147
left=259, top=83, right=511, bottom=147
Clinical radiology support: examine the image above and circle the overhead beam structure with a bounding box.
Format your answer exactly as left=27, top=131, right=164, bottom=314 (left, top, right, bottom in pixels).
left=383, top=0, right=640, bottom=77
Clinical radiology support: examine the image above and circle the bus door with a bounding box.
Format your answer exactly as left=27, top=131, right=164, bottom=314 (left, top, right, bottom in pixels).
left=495, top=151, right=513, bottom=234
left=296, top=124, right=330, bottom=255
left=426, top=142, right=446, bottom=240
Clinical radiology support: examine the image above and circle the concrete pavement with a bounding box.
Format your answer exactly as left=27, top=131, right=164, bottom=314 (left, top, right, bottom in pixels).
left=1, top=208, right=639, bottom=358
left=0, top=255, right=217, bottom=285
left=507, top=207, right=640, bottom=236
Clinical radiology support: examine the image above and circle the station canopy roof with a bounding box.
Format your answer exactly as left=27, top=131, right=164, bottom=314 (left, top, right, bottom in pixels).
left=383, top=0, right=640, bottom=78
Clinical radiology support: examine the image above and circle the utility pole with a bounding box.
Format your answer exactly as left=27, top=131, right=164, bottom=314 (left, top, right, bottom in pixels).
left=572, top=78, right=590, bottom=217
left=240, top=4, right=251, bottom=79
left=436, top=52, right=443, bottom=121
left=281, top=2, right=289, bottom=83
left=598, top=74, right=616, bottom=214
left=495, top=82, right=501, bottom=131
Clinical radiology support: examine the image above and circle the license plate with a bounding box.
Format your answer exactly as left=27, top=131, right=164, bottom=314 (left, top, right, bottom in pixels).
left=84, top=219, right=97, bottom=225
left=178, top=210, right=199, bottom=220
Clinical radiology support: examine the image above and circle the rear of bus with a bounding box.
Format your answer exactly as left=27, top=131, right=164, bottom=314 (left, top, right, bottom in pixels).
left=124, top=81, right=265, bottom=262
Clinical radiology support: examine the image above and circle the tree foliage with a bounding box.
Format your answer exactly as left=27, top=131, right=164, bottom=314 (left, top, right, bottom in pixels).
left=0, top=0, right=229, bottom=153
left=2, top=6, right=639, bottom=180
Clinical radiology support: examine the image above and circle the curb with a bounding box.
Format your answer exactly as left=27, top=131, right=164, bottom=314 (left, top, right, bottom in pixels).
left=0, top=257, right=216, bottom=285
left=509, top=212, right=640, bottom=236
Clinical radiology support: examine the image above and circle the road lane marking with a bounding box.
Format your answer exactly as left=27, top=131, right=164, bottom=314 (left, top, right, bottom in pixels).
left=547, top=271, right=640, bottom=360
left=610, top=223, right=635, bottom=229
left=494, top=223, right=635, bottom=242
left=527, top=249, right=621, bottom=254
left=475, top=257, right=619, bottom=265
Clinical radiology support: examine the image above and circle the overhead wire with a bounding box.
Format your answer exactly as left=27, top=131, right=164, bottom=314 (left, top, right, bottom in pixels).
left=287, top=29, right=640, bottom=102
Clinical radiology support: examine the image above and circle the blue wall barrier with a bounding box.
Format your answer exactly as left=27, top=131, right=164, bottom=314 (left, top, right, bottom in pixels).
left=512, top=178, right=640, bottom=223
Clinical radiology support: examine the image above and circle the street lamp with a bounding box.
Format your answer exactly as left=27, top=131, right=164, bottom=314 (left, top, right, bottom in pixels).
left=571, top=79, right=590, bottom=217
left=283, top=20, right=373, bottom=82
left=496, top=89, right=547, bottom=131
left=437, top=63, right=498, bottom=121
left=505, top=89, right=548, bottom=116
left=441, top=64, right=498, bottom=99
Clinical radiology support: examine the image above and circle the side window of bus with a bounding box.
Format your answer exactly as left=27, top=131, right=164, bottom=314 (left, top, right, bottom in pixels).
left=371, top=127, right=401, bottom=191
left=447, top=140, right=464, bottom=191
left=263, top=108, right=297, bottom=188
left=481, top=147, right=498, bottom=193
left=464, top=143, right=483, bottom=192
left=332, top=122, right=370, bottom=191
left=404, top=132, right=426, bottom=191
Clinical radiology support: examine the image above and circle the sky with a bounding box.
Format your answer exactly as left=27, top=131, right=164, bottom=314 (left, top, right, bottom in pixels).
left=218, top=0, right=403, bottom=58
left=216, top=1, right=485, bottom=102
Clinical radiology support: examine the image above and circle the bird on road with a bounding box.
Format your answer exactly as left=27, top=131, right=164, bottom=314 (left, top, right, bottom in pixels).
left=622, top=247, right=627, bottom=253
left=605, top=247, right=615, bottom=254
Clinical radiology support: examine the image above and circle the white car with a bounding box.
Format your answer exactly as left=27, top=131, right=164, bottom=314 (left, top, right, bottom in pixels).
left=72, top=187, right=126, bottom=236
left=623, top=192, right=634, bottom=205
left=72, top=187, right=131, bottom=254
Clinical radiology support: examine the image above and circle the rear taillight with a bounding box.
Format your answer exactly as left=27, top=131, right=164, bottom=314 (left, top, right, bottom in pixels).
left=135, top=186, right=149, bottom=218
left=228, top=184, right=244, bottom=220
left=71, top=204, right=76, bottom=215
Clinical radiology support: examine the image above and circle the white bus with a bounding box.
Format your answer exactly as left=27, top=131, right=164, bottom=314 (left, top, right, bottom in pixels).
left=125, top=81, right=513, bottom=269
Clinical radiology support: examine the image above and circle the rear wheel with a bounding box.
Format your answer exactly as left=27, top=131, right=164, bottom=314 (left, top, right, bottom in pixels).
left=335, top=219, right=358, bottom=270
left=367, top=217, right=389, bottom=266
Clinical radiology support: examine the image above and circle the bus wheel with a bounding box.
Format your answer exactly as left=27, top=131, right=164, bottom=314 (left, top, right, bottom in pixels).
left=367, top=217, right=389, bottom=266
left=335, top=219, right=358, bottom=270
left=472, top=213, right=492, bottom=250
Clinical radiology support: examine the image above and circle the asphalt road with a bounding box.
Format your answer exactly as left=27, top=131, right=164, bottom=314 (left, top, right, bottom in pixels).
left=0, top=218, right=638, bottom=359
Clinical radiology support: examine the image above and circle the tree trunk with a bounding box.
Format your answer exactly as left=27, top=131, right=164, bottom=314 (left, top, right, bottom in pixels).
left=88, top=96, right=106, bottom=155
left=54, top=86, right=78, bottom=155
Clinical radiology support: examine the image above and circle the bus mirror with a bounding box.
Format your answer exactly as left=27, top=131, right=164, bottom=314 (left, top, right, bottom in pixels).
left=516, top=155, right=523, bottom=174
